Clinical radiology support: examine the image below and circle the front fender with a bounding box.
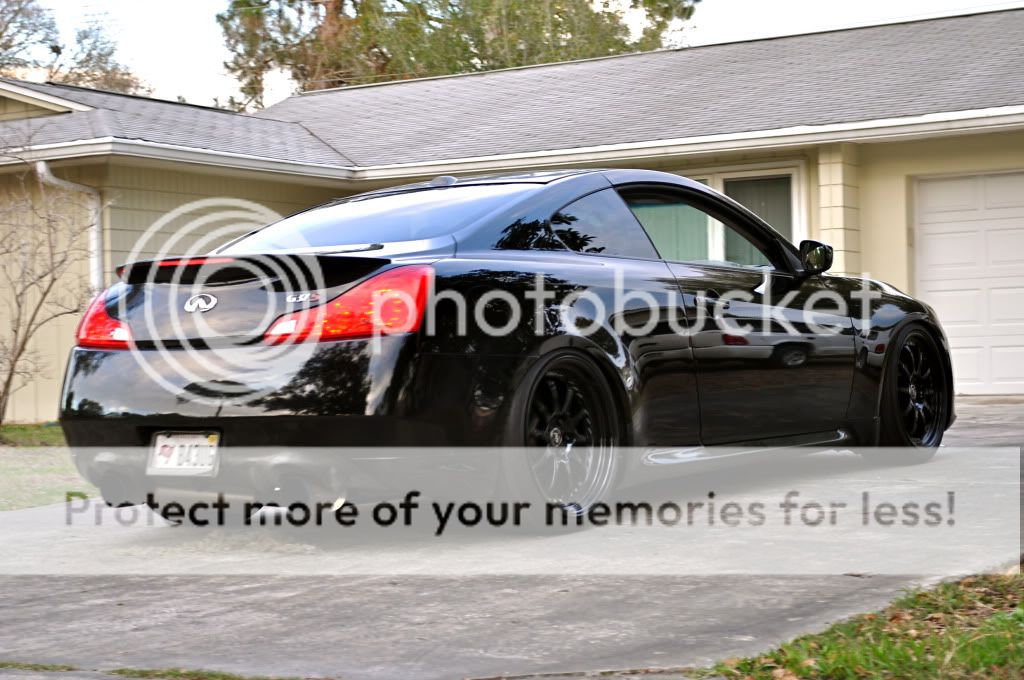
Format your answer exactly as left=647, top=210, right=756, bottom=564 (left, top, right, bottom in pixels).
left=829, top=275, right=954, bottom=443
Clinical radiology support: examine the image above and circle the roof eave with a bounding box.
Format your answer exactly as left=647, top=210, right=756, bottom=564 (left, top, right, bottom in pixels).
left=0, top=137, right=359, bottom=181
left=353, top=105, right=1024, bottom=179
left=2, top=105, right=1022, bottom=181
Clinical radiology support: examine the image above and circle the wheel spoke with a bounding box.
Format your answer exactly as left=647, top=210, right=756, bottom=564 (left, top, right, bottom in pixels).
left=548, top=454, right=560, bottom=489
left=581, top=448, right=595, bottom=481
left=547, top=380, right=560, bottom=413
left=531, top=450, right=553, bottom=470
left=901, top=345, right=915, bottom=376
left=569, top=409, right=588, bottom=428
left=915, top=344, right=928, bottom=380
left=561, top=385, right=575, bottom=413
left=524, top=363, right=616, bottom=507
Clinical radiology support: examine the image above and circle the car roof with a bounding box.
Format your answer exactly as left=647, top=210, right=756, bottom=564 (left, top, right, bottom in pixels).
left=347, top=168, right=706, bottom=200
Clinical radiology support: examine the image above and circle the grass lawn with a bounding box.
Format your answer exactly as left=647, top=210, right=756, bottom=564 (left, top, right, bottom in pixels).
left=710, top=573, right=1024, bottom=680
left=0, top=422, right=67, bottom=446
left=0, top=424, right=95, bottom=510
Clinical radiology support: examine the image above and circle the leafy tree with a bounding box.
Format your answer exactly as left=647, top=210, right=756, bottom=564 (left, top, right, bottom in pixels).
left=48, top=24, right=150, bottom=95
left=0, top=0, right=58, bottom=71
left=218, top=0, right=700, bottom=109
left=0, top=1, right=147, bottom=95
left=219, top=0, right=279, bottom=109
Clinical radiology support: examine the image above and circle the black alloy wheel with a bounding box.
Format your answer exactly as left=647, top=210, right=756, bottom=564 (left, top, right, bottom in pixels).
left=504, top=353, right=619, bottom=516
left=874, top=324, right=949, bottom=457
left=895, top=333, right=945, bottom=447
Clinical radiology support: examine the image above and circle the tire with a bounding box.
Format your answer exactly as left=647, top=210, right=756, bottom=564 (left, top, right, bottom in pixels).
left=866, top=323, right=950, bottom=464
left=773, top=344, right=809, bottom=368
left=500, top=351, right=621, bottom=528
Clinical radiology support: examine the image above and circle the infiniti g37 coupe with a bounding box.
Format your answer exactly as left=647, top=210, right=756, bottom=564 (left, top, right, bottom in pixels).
left=60, top=169, right=954, bottom=513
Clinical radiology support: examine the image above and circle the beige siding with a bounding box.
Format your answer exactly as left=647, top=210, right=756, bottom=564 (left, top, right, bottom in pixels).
left=0, top=95, right=59, bottom=121
left=102, top=164, right=342, bottom=280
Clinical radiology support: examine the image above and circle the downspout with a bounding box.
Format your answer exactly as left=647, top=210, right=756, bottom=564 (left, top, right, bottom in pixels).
left=34, top=161, right=103, bottom=292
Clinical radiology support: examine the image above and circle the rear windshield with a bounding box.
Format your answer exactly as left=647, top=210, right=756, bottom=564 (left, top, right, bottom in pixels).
left=222, top=184, right=538, bottom=252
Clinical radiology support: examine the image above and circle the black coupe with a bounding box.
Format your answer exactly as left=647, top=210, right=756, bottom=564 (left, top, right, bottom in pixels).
left=60, top=169, right=954, bottom=513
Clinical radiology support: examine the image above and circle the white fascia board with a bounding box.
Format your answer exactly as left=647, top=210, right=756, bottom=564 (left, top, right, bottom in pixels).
left=0, top=137, right=359, bottom=181
left=106, top=139, right=359, bottom=179
left=0, top=82, right=92, bottom=112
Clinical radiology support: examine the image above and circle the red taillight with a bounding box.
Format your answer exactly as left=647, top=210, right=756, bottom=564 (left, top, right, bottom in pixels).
left=76, top=291, right=132, bottom=350
left=115, top=257, right=235, bottom=278
left=722, top=334, right=749, bottom=346
left=155, top=257, right=235, bottom=267
left=264, top=265, right=434, bottom=344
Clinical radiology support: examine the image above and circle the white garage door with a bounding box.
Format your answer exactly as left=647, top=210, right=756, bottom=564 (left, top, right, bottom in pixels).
left=916, top=172, right=1024, bottom=394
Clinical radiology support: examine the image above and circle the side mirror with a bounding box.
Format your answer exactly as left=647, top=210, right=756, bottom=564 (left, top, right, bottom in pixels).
left=799, top=240, right=833, bottom=275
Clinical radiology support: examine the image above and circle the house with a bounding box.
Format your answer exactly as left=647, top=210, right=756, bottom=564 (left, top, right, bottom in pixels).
left=1, top=8, right=1023, bottom=422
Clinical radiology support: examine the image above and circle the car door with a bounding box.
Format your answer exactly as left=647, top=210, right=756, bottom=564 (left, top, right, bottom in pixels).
left=540, top=187, right=703, bottom=447
left=618, top=184, right=856, bottom=445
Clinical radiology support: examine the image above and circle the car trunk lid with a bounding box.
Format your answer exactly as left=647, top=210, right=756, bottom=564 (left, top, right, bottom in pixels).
left=115, top=253, right=393, bottom=347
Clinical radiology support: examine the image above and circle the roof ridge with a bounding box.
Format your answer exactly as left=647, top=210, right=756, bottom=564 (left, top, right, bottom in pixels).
left=284, top=6, right=1024, bottom=97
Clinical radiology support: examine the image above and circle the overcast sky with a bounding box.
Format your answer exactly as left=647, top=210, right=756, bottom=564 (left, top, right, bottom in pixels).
left=37, top=0, right=1024, bottom=108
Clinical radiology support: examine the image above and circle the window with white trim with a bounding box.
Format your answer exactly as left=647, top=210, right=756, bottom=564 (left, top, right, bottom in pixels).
left=688, top=169, right=801, bottom=243
left=620, top=189, right=776, bottom=270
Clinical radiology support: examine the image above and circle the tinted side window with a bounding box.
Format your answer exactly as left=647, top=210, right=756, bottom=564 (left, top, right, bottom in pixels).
left=551, top=189, right=658, bottom=259
left=620, top=188, right=775, bottom=269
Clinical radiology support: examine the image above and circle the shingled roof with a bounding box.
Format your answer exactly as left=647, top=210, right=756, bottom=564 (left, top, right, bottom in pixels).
left=258, top=8, right=1024, bottom=166
left=0, top=79, right=352, bottom=166
left=1, top=9, right=1022, bottom=174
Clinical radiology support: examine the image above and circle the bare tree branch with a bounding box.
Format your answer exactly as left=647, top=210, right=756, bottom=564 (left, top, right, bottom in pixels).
left=0, top=127, right=94, bottom=424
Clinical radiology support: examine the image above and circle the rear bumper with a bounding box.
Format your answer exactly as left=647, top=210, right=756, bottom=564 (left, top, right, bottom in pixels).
left=68, top=444, right=501, bottom=507
left=59, top=336, right=530, bottom=500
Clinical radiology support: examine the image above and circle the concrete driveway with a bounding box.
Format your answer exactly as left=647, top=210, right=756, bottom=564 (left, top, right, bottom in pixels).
left=0, top=397, right=1019, bottom=680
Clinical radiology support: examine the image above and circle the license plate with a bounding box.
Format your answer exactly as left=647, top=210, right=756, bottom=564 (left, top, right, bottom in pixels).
left=147, top=432, right=220, bottom=476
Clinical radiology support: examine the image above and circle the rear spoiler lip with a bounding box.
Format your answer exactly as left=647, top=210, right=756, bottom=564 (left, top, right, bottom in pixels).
left=115, top=256, right=235, bottom=278
left=213, top=243, right=386, bottom=258
left=116, top=252, right=395, bottom=285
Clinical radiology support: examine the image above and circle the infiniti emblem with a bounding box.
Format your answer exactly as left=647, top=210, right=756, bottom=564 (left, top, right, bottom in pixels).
left=184, top=293, right=218, bottom=313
